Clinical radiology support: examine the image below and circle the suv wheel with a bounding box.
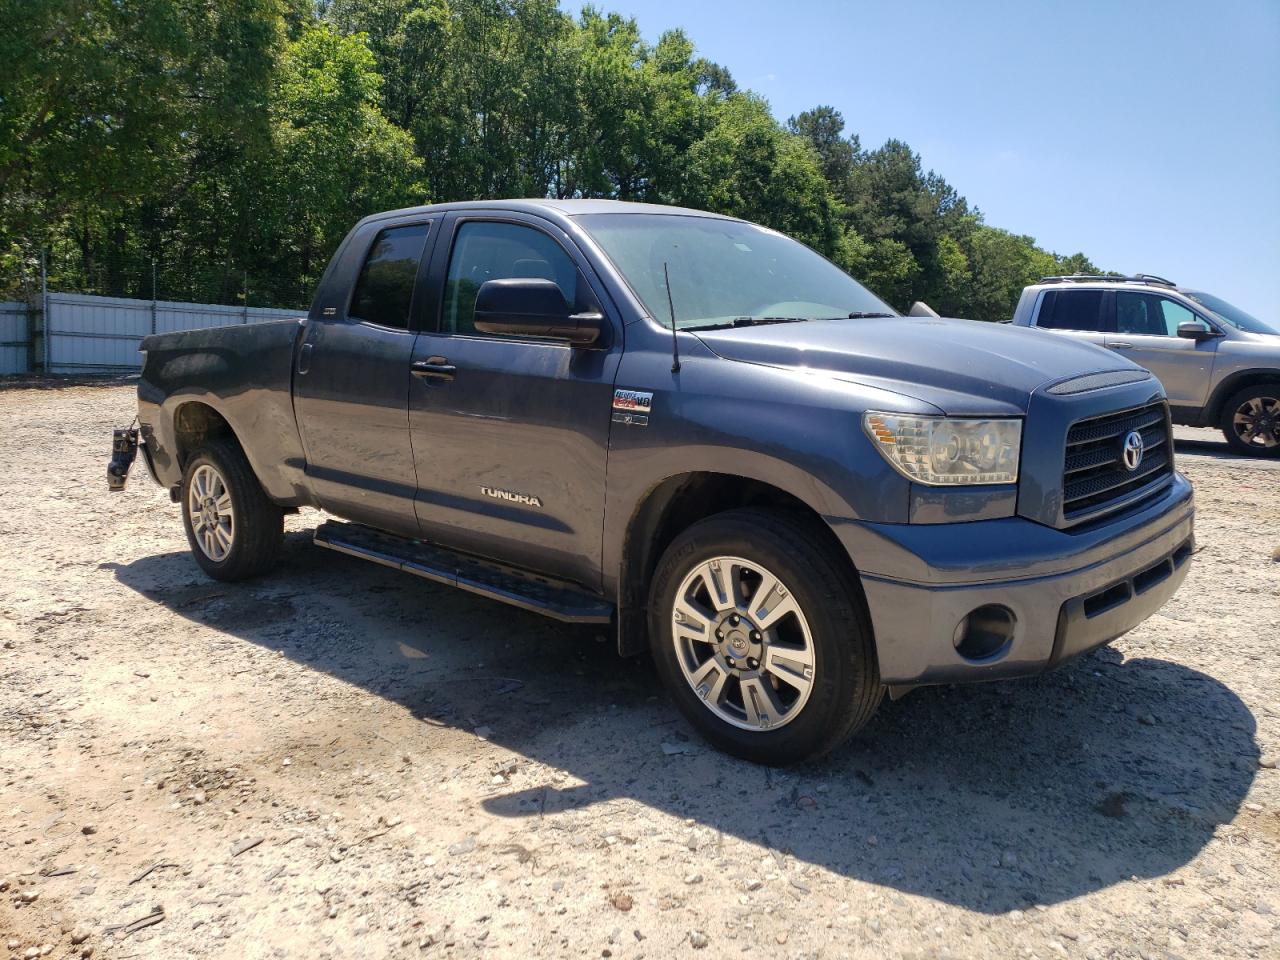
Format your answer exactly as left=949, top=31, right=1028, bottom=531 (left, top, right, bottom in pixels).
left=648, top=508, right=883, bottom=765
left=1220, top=384, right=1280, bottom=457
left=181, top=439, right=284, bottom=580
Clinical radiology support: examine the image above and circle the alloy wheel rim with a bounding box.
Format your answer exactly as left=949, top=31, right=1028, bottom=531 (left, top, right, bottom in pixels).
left=188, top=464, right=235, bottom=562
left=1232, top=396, right=1280, bottom=449
left=670, top=555, right=815, bottom=732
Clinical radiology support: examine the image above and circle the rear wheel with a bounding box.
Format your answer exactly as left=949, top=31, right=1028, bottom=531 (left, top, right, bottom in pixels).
left=181, top=439, right=283, bottom=581
left=1220, top=384, right=1280, bottom=457
left=648, top=508, right=882, bottom=765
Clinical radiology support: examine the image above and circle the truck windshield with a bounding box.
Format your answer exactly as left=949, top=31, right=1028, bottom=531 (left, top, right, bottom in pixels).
left=1182, top=290, right=1278, bottom=335
left=576, top=213, right=897, bottom=330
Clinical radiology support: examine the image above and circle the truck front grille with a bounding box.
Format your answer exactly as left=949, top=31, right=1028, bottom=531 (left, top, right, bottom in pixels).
left=1062, top=400, right=1173, bottom=522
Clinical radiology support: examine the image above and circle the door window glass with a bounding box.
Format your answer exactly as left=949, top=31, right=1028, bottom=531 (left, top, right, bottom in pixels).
left=1036, top=290, right=1104, bottom=331
left=349, top=223, right=430, bottom=329
left=1116, top=292, right=1209, bottom=337
left=442, top=221, right=578, bottom=334
left=1158, top=298, right=1208, bottom=336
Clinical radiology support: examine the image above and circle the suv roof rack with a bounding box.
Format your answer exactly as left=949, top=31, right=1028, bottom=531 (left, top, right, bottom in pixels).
left=1039, top=273, right=1177, bottom=288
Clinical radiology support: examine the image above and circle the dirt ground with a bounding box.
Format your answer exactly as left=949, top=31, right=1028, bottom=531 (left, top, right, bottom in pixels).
left=1, top=381, right=1277, bottom=960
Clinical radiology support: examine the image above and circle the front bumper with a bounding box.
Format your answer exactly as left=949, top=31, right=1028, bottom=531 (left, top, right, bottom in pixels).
left=833, top=473, right=1194, bottom=685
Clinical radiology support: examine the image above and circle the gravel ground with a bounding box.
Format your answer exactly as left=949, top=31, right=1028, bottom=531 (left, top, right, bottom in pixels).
left=1, top=381, right=1277, bottom=960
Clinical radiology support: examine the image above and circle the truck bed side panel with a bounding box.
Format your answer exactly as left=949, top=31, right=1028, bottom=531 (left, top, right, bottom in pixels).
left=137, top=319, right=313, bottom=506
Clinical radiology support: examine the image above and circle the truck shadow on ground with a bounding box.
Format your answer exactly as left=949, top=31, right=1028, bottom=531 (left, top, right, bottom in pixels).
left=112, top=533, right=1258, bottom=914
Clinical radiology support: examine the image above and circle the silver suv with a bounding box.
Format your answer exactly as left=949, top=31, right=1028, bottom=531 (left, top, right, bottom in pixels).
left=1012, top=275, right=1280, bottom=457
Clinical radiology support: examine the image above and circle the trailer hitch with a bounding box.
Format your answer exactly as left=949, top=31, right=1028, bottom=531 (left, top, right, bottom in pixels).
left=107, top=424, right=139, bottom=492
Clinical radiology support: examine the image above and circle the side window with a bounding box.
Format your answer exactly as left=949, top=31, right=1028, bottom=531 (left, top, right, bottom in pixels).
left=441, top=221, right=579, bottom=334
left=1116, top=293, right=1207, bottom=337
left=349, top=223, right=430, bottom=329
left=1036, top=290, right=1105, bottom=331
left=1115, top=293, right=1161, bottom=336
left=1157, top=297, right=1208, bottom=336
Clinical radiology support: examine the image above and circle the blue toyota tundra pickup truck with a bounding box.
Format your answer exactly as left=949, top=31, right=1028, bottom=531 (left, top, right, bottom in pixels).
left=111, top=200, right=1195, bottom=764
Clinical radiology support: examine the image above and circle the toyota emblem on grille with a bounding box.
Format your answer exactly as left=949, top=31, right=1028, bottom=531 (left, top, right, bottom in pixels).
left=1121, top=430, right=1145, bottom=472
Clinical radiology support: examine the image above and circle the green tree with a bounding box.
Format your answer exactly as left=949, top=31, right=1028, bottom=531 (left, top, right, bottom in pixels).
left=680, top=94, right=841, bottom=255
left=1, top=0, right=1110, bottom=317
left=961, top=225, right=1057, bottom=322
left=786, top=106, right=858, bottom=195
left=250, top=24, right=423, bottom=302
left=561, top=9, right=656, bottom=198
left=0, top=0, right=283, bottom=295
left=1055, top=252, right=1104, bottom=276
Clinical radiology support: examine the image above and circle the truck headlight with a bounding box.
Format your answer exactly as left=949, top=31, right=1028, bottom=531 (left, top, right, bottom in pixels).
left=863, top=412, right=1021, bottom=486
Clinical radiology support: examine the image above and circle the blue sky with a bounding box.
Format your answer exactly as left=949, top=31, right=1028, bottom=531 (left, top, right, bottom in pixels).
left=576, top=0, right=1280, bottom=317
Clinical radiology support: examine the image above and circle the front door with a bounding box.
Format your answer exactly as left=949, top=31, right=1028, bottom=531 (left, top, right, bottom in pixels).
left=1106, top=291, right=1219, bottom=407
left=408, top=214, right=622, bottom=588
left=293, top=221, right=433, bottom=536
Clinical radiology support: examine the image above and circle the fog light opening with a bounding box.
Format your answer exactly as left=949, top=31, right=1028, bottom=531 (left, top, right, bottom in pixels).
left=952, top=604, right=1016, bottom=662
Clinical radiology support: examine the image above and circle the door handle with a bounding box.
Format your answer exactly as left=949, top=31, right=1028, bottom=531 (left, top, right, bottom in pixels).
left=411, top=356, right=456, bottom=381
left=1108, top=341, right=1133, bottom=350
left=297, top=341, right=313, bottom=374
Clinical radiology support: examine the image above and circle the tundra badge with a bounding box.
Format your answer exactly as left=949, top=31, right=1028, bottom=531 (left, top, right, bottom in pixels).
left=612, top=389, right=653, bottom=427
left=481, top=486, right=543, bottom=508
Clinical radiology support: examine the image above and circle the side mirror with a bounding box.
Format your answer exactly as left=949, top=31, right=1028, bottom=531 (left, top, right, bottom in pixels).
left=1176, top=321, right=1218, bottom=342
left=473, top=278, right=604, bottom=347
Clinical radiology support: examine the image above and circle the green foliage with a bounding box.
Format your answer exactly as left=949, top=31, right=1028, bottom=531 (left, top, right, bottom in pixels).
left=681, top=94, right=840, bottom=253
left=0, top=0, right=1106, bottom=317
left=0, top=0, right=282, bottom=296
left=787, top=106, right=858, bottom=192
left=251, top=24, right=423, bottom=300
left=961, top=226, right=1056, bottom=323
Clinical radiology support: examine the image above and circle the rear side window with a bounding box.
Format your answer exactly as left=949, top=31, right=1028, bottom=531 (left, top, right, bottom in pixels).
left=349, top=223, right=430, bottom=329
left=1036, top=290, right=1105, bottom=331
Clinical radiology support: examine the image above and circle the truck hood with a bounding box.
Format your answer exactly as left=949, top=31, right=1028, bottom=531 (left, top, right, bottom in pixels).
left=693, top=316, right=1141, bottom=415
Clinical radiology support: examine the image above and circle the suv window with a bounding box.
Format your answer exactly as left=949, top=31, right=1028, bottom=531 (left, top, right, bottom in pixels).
left=1036, top=290, right=1105, bottom=331
left=442, top=221, right=578, bottom=334
left=349, top=223, right=430, bottom=329
left=1115, top=292, right=1209, bottom=337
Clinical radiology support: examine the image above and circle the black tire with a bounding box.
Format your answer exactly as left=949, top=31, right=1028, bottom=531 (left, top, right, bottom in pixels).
left=648, top=508, right=882, bottom=765
left=1219, top=384, right=1280, bottom=458
left=180, top=438, right=284, bottom=581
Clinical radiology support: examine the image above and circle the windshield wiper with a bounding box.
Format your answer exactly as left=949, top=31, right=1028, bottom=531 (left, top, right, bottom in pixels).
left=733, top=316, right=812, bottom=326
left=683, top=316, right=811, bottom=332
left=685, top=311, right=896, bottom=332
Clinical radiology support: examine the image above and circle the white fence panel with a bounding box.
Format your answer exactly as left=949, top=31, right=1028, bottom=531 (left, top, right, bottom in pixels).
left=45, top=293, right=303, bottom=373
left=0, top=301, right=27, bottom=374
left=47, top=294, right=151, bottom=371
left=154, top=301, right=302, bottom=334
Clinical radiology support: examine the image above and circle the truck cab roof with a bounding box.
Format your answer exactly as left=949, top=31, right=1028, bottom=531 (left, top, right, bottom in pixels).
left=358, top=198, right=743, bottom=229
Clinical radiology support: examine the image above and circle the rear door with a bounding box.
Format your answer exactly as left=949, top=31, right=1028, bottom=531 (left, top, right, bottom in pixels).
left=407, top=212, right=623, bottom=588
left=1028, top=289, right=1111, bottom=347
left=1106, top=291, right=1218, bottom=406
left=293, top=219, right=434, bottom=536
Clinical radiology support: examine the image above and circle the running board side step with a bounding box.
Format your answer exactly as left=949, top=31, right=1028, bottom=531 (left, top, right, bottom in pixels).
left=312, top=520, right=614, bottom=624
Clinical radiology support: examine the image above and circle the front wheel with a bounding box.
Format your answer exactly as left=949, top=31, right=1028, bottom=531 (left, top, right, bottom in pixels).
left=181, top=439, right=283, bottom=581
left=1220, top=384, right=1280, bottom=457
left=648, top=509, right=883, bottom=765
